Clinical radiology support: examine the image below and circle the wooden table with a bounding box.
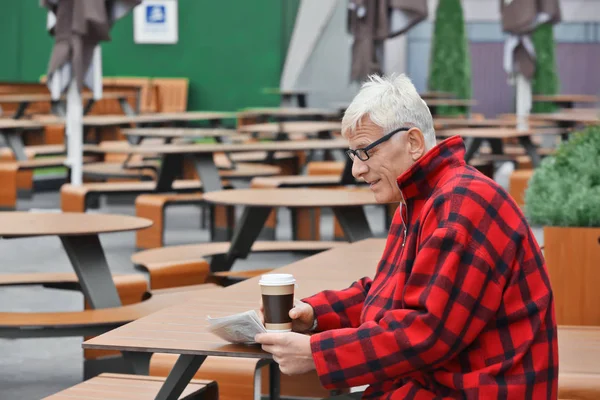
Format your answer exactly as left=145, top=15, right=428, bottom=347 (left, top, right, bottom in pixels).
left=84, top=239, right=386, bottom=400
left=529, top=112, right=600, bottom=141
left=238, top=121, right=341, bottom=140
left=533, top=94, right=599, bottom=109
left=83, top=139, right=352, bottom=193
left=0, top=212, right=151, bottom=310
left=419, top=91, right=455, bottom=100
left=0, top=91, right=133, bottom=118
left=425, top=99, right=477, bottom=116
left=438, top=128, right=559, bottom=167
left=0, top=119, right=45, bottom=160
left=237, top=107, right=338, bottom=120
left=203, top=188, right=376, bottom=271
left=122, top=127, right=243, bottom=142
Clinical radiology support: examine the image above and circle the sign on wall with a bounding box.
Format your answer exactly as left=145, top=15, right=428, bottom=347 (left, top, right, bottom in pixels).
left=133, top=0, right=178, bottom=44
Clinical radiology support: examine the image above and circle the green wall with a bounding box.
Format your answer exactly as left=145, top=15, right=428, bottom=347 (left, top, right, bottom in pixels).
left=0, top=1, right=299, bottom=111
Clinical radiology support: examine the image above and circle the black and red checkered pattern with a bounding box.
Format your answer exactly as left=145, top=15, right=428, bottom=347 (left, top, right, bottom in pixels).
left=303, top=136, right=557, bottom=399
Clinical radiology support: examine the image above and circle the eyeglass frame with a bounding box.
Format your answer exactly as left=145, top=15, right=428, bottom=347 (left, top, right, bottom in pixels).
left=345, top=126, right=412, bottom=162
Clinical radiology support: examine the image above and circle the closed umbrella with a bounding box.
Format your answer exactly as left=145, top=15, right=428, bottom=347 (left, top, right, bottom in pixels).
left=500, top=0, right=560, bottom=129
left=348, top=0, right=428, bottom=81
left=42, top=0, right=141, bottom=186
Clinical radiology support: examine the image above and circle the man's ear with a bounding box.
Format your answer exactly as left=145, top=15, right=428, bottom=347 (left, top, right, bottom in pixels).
left=407, top=128, right=426, bottom=161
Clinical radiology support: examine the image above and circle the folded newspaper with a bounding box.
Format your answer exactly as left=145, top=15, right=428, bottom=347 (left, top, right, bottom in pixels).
left=207, top=310, right=267, bottom=344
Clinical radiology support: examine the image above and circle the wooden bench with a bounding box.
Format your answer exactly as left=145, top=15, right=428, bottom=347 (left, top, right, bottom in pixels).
left=44, top=373, right=218, bottom=400
left=60, top=179, right=203, bottom=212
left=131, top=240, right=343, bottom=289
left=0, top=157, right=95, bottom=209
left=149, top=354, right=339, bottom=400
left=135, top=162, right=281, bottom=248
left=509, top=169, right=534, bottom=208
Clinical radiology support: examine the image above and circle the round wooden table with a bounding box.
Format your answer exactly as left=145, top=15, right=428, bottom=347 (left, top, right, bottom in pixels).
left=203, top=188, right=378, bottom=271
left=0, top=212, right=152, bottom=309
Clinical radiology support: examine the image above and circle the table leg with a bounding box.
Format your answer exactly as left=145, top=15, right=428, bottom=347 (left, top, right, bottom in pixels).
left=518, top=135, right=541, bottom=168
left=4, top=132, right=28, bottom=161
left=463, top=137, right=483, bottom=163
left=13, top=101, right=30, bottom=119
left=155, top=154, right=184, bottom=192
left=122, top=351, right=152, bottom=375
left=84, top=99, right=96, bottom=115
left=297, top=94, right=307, bottom=108
left=332, top=206, right=373, bottom=242
left=154, top=354, right=207, bottom=400
left=340, top=159, right=355, bottom=185
left=192, top=153, right=223, bottom=192
left=210, top=206, right=273, bottom=272
left=488, top=138, right=504, bottom=155
left=60, top=235, right=122, bottom=309
left=269, top=361, right=281, bottom=400
left=118, top=97, right=137, bottom=116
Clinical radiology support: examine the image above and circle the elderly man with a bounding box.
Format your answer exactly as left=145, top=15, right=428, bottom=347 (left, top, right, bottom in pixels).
left=255, top=74, right=557, bottom=399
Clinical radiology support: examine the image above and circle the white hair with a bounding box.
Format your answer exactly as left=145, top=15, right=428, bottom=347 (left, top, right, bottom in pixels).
left=342, top=74, right=436, bottom=150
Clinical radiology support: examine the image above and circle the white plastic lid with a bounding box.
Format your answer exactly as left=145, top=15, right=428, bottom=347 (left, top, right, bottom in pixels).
left=259, top=273, right=296, bottom=286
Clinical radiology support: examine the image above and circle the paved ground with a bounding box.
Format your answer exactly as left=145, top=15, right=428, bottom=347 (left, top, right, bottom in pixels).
left=0, top=166, right=544, bottom=399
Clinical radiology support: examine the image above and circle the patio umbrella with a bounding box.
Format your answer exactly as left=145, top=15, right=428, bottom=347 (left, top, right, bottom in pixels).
left=500, top=0, right=560, bottom=129
left=42, top=0, right=141, bottom=186
left=348, top=0, right=428, bottom=81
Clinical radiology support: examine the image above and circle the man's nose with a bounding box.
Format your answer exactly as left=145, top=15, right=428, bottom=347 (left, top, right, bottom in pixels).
left=352, top=158, right=368, bottom=179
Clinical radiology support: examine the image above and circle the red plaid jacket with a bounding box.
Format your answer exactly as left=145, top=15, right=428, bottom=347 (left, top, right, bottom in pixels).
left=303, top=136, right=558, bottom=399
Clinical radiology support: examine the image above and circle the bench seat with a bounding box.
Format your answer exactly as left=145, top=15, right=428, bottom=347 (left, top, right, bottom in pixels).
left=0, top=285, right=216, bottom=338
left=132, top=241, right=343, bottom=290
left=60, top=179, right=203, bottom=212
left=149, top=354, right=338, bottom=400
left=44, top=373, right=218, bottom=400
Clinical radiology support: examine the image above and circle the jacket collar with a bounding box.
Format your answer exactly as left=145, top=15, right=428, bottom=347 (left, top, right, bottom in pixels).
left=396, top=135, right=466, bottom=201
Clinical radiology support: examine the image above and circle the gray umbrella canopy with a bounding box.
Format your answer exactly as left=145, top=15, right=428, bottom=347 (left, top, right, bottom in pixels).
left=348, top=0, right=428, bottom=81
left=500, top=0, right=561, bottom=79
left=42, top=0, right=141, bottom=96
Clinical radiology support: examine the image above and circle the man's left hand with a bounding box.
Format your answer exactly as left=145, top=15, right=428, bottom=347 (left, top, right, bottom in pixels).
left=255, top=332, right=315, bottom=375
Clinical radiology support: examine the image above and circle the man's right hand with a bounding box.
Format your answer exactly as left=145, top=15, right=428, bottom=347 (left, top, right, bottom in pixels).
left=259, top=300, right=316, bottom=333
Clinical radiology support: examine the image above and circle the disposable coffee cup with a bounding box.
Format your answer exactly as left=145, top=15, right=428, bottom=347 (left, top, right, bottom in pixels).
left=259, top=274, right=296, bottom=332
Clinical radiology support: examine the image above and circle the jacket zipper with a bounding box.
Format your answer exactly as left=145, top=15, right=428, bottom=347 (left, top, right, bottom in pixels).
left=399, top=190, right=408, bottom=247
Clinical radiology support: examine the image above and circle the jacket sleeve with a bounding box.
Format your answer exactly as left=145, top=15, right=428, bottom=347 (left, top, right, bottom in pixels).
left=301, top=277, right=372, bottom=331
left=309, top=226, right=504, bottom=389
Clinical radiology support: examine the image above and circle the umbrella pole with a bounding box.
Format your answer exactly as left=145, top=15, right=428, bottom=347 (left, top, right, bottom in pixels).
left=515, top=73, right=531, bottom=131
left=66, top=80, right=83, bottom=186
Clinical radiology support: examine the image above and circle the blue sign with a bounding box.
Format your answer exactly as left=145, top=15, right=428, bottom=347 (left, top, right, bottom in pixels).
left=146, top=5, right=166, bottom=24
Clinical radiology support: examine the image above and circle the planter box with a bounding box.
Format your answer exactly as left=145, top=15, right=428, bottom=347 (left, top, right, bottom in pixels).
left=544, top=226, right=600, bottom=326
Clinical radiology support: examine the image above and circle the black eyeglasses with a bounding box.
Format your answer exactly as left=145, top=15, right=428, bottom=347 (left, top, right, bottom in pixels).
left=345, top=127, right=411, bottom=162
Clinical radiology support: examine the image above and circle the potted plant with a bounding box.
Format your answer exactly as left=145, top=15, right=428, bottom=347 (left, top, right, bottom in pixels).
left=525, top=126, right=600, bottom=325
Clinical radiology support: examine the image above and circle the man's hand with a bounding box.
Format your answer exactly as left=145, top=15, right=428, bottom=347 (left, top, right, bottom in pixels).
left=255, top=332, right=315, bottom=375
left=259, top=300, right=316, bottom=333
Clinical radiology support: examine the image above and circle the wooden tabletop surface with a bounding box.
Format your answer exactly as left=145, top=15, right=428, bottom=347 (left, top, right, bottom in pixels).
left=529, top=112, right=600, bottom=124
left=84, top=138, right=349, bottom=155
left=419, top=91, right=455, bottom=99
left=202, top=188, right=376, bottom=208
left=0, top=212, right=152, bottom=237
left=425, top=98, right=477, bottom=106
left=237, top=107, right=339, bottom=118
left=237, top=121, right=341, bottom=134
left=533, top=94, right=599, bottom=103
left=0, top=119, right=45, bottom=129
left=33, top=111, right=234, bottom=127
left=122, top=127, right=241, bottom=138
left=437, top=127, right=556, bottom=139
left=0, top=91, right=130, bottom=103
left=83, top=239, right=386, bottom=357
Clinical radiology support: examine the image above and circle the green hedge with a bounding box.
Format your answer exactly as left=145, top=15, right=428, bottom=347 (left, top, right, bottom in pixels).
left=525, top=126, right=600, bottom=227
